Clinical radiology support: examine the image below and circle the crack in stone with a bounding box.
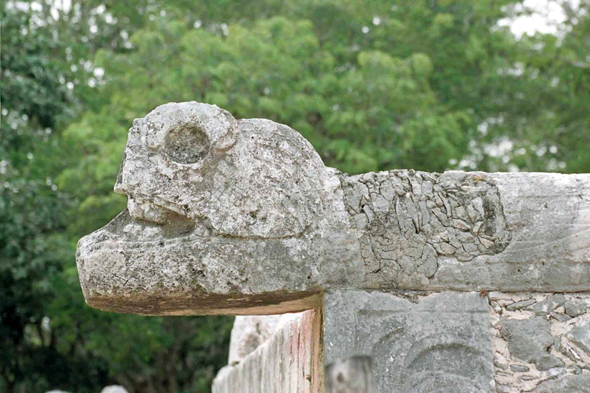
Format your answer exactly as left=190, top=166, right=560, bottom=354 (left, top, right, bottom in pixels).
left=340, top=170, right=512, bottom=287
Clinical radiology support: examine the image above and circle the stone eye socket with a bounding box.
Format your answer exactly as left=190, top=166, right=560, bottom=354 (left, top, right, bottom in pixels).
left=163, top=126, right=211, bottom=164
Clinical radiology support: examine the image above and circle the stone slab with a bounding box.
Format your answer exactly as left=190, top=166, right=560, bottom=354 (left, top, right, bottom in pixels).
left=500, top=317, right=564, bottom=371
left=323, top=290, right=494, bottom=393
left=342, top=170, right=590, bottom=292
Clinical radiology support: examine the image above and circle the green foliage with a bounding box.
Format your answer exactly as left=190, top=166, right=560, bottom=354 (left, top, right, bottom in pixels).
left=2, top=0, right=590, bottom=392
left=65, top=13, right=472, bottom=181
left=0, top=177, right=76, bottom=393
left=1, top=6, right=78, bottom=391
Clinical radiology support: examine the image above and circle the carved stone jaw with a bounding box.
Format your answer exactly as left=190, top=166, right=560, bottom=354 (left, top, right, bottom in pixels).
left=127, top=197, right=178, bottom=224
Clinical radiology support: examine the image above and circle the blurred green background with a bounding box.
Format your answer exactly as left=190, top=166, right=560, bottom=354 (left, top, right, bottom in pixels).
left=1, top=0, right=589, bottom=392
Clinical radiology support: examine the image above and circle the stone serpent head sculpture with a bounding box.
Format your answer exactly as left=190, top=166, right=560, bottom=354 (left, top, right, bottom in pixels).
left=77, top=102, right=360, bottom=315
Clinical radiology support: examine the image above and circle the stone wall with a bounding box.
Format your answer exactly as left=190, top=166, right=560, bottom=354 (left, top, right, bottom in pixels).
left=213, top=290, right=590, bottom=393
left=322, top=289, right=590, bottom=393
left=212, top=309, right=322, bottom=393
left=490, top=292, right=590, bottom=393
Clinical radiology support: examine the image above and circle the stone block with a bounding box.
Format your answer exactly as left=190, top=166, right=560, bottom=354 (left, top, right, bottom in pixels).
left=500, top=317, right=564, bottom=371
left=568, top=321, right=590, bottom=356
left=533, top=374, right=590, bottom=393
left=323, top=290, right=494, bottom=393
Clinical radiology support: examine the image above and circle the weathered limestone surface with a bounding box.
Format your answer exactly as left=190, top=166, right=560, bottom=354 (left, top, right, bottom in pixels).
left=76, top=101, right=590, bottom=315
left=323, top=290, right=495, bottom=393
left=532, top=374, right=590, bottom=392
left=324, top=290, right=590, bottom=393
left=343, top=170, right=590, bottom=291
left=212, top=310, right=321, bottom=393
left=77, top=102, right=359, bottom=315
left=490, top=292, right=590, bottom=392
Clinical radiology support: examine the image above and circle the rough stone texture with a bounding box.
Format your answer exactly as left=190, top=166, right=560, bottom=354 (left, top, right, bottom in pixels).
left=489, top=292, right=590, bottom=392
left=532, top=374, right=590, bottom=393
left=341, top=171, right=510, bottom=288
left=500, top=317, right=564, bottom=371
left=569, top=321, right=590, bottom=356
left=321, top=290, right=590, bottom=393
left=77, top=102, right=359, bottom=315
left=566, top=299, right=589, bottom=318
left=533, top=294, right=565, bottom=315
left=76, top=101, right=590, bottom=315
left=228, top=315, right=281, bottom=365
left=323, top=290, right=495, bottom=393
left=74, top=101, right=590, bottom=392
left=341, top=170, right=590, bottom=292
left=212, top=310, right=321, bottom=393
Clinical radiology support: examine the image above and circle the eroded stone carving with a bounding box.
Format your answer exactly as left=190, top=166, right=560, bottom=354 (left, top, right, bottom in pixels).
left=341, top=170, right=510, bottom=287
left=323, top=290, right=495, bottom=393
left=76, top=101, right=590, bottom=315
left=115, top=103, right=327, bottom=239
left=77, top=102, right=359, bottom=314
left=75, top=101, right=590, bottom=393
